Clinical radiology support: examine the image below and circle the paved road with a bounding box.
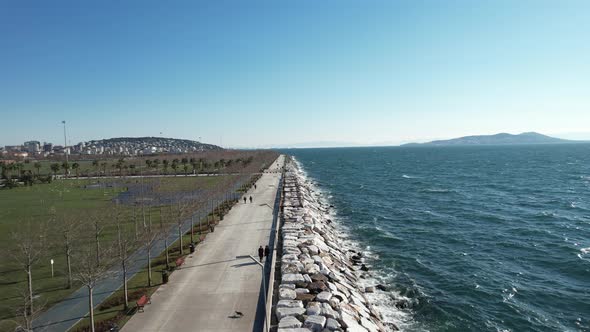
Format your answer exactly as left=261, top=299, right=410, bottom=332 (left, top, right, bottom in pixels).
left=32, top=176, right=253, bottom=331
left=122, top=155, right=284, bottom=332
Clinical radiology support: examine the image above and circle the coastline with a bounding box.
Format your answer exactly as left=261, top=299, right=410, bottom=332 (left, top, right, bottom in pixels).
left=271, top=156, right=395, bottom=331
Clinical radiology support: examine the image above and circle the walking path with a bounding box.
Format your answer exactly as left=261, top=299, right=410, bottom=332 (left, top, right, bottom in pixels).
left=121, top=155, right=284, bottom=332
left=32, top=170, right=262, bottom=331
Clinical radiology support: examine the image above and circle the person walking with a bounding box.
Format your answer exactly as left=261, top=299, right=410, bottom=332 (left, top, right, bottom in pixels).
left=249, top=196, right=253, bottom=203
left=264, top=245, right=270, bottom=260
left=243, top=196, right=247, bottom=204
left=258, top=246, right=264, bottom=261
left=254, top=184, right=257, bottom=190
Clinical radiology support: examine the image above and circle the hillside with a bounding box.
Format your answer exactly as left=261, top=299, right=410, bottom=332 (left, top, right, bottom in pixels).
left=402, top=132, right=575, bottom=146
left=85, top=137, right=222, bottom=154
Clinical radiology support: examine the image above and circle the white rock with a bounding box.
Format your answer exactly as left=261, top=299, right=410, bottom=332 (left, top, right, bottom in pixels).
left=329, top=297, right=341, bottom=309
left=325, top=318, right=341, bottom=331
left=276, top=307, right=306, bottom=320
left=279, top=316, right=303, bottom=329
left=280, top=283, right=296, bottom=290
left=312, top=255, right=323, bottom=265
left=341, top=312, right=368, bottom=332
left=320, top=302, right=339, bottom=319
left=360, top=317, right=380, bottom=332
left=282, top=273, right=305, bottom=284
left=303, top=315, right=326, bottom=332
left=277, top=300, right=304, bottom=308
left=316, top=291, right=333, bottom=303
left=308, top=245, right=320, bottom=255
left=305, top=264, right=321, bottom=275
left=306, top=302, right=321, bottom=315
left=303, top=274, right=312, bottom=283
left=279, top=288, right=297, bottom=300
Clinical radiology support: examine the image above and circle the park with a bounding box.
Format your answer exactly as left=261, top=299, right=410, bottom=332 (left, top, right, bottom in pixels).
left=0, top=150, right=279, bottom=331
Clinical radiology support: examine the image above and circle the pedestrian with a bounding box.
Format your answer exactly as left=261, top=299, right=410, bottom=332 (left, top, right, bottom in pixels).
left=264, top=245, right=270, bottom=260
left=254, top=184, right=257, bottom=190
left=249, top=196, right=253, bottom=203
left=258, top=246, right=264, bottom=261
left=243, top=196, right=247, bottom=204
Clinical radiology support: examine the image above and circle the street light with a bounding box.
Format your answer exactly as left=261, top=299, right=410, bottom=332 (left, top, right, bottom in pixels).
left=62, top=120, right=68, bottom=165
left=237, top=255, right=269, bottom=332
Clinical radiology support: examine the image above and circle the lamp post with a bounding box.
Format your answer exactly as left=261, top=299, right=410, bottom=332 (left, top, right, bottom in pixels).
left=62, top=120, right=68, bottom=165
left=248, top=255, right=268, bottom=332
left=234, top=254, right=269, bottom=331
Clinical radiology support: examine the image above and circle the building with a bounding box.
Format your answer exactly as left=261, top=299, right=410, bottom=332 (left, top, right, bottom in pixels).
left=24, top=141, right=41, bottom=153
left=5, top=145, right=22, bottom=152
left=43, top=143, right=53, bottom=152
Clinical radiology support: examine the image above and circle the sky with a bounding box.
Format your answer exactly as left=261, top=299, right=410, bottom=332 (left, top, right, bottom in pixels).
left=1, top=0, right=589, bottom=148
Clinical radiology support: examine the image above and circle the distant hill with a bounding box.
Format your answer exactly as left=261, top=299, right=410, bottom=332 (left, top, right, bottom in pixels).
left=85, top=137, right=222, bottom=153
left=402, top=132, right=577, bottom=146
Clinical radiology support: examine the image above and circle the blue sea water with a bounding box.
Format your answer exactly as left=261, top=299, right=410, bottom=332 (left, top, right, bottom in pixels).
left=282, top=145, right=590, bottom=332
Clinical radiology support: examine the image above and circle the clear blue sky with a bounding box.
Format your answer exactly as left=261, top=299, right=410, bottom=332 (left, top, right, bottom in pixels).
left=1, top=0, right=589, bottom=147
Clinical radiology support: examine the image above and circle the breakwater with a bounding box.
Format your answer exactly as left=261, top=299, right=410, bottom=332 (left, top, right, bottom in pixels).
left=272, top=157, right=391, bottom=332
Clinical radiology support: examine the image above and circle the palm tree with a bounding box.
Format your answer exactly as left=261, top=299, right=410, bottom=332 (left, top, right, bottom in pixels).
left=100, top=162, right=108, bottom=176
left=92, top=160, right=99, bottom=176
left=15, top=163, right=24, bottom=177
left=162, top=160, right=169, bottom=174
left=171, top=161, right=178, bottom=176
left=34, top=162, right=42, bottom=176
left=190, top=161, right=197, bottom=174
left=72, top=163, right=80, bottom=178
left=198, top=158, right=206, bottom=172
left=50, top=163, right=60, bottom=177
left=61, top=162, right=70, bottom=177
left=116, top=159, right=125, bottom=176
left=152, top=159, right=160, bottom=174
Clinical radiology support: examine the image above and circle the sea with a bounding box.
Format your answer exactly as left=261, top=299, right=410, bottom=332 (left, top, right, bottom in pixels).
left=281, top=144, right=590, bottom=332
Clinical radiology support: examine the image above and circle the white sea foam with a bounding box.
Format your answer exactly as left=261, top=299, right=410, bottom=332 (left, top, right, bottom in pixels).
left=291, top=157, right=412, bottom=330
left=580, top=247, right=590, bottom=254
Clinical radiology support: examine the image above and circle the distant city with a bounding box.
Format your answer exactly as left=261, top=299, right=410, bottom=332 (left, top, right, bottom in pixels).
left=0, top=137, right=221, bottom=159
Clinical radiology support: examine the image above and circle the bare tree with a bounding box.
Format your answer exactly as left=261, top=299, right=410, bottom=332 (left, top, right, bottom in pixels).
left=59, top=214, right=81, bottom=289
left=72, top=241, right=114, bottom=332
left=160, top=207, right=170, bottom=270
left=113, top=204, right=136, bottom=310
left=9, top=221, right=47, bottom=326
left=143, top=221, right=160, bottom=287
left=174, top=200, right=193, bottom=255
left=13, top=284, right=46, bottom=331
left=90, top=213, right=104, bottom=267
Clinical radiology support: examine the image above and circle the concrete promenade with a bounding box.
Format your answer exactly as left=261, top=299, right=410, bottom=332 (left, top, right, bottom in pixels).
left=122, top=155, right=284, bottom=332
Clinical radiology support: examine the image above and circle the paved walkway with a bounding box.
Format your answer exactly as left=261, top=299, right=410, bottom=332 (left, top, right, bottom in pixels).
left=122, top=155, right=284, bottom=332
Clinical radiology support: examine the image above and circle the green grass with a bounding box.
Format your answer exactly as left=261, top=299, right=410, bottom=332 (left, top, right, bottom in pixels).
left=154, top=176, right=225, bottom=192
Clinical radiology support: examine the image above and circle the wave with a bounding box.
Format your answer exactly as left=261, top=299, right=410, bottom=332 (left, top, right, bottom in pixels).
left=420, top=188, right=454, bottom=194
left=402, top=174, right=418, bottom=179
left=291, top=157, right=413, bottom=330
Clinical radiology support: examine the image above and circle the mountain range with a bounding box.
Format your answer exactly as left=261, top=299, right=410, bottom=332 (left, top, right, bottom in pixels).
left=401, top=132, right=582, bottom=146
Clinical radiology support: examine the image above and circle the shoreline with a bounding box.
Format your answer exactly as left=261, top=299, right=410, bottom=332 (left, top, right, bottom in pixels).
left=271, top=156, right=395, bottom=331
